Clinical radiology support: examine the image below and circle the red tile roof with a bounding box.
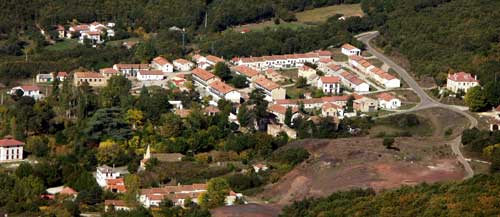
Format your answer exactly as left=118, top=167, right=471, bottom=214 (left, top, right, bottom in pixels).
left=105, top=200, right=128, bottom=206
left=192, top=68, right=215, bottom=81
left=57, top=72, right=68, bottom=77
left=74, top=72, right=104, bottom=79
left=210, top=81, right=235, bottom=94
left=327, top=64, right=342, bottom=71
left=174, top=58, right=193, bottom=65
left=0, top=136, right=24, bottom=147
left=100, top=68, right=119, bottom=74
left=322, top=102, right=342, bottom=110
left=20, top=85, right=40, bottom=91
left=377, top=92, right=396, bottom=101
left=60, top=187, right=78, bottom=196
left=342, top=43, right=359, bottom=50
left=232, top=65, right=260, bottom=78
left=320, top=76, right=340, bottom=84
left=495, top=105, right=500, bottom=112
left=114, top=64, right=150, bottom=70
left=206, top=55, right=224, bottom=64
left=152, top=56, right=171, bottom=66
left=448, top=72, right=479, bottom=83
left=340, top=71, right=365, bottom=85
left=139, top=70, right=164, bottom=76
left=269, top=104, right=298, bottom=115
left=254, top=77, right=280, bottom=91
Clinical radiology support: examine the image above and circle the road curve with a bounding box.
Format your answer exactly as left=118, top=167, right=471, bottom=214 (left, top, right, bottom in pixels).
left=357, top=31, right=475, bottom=179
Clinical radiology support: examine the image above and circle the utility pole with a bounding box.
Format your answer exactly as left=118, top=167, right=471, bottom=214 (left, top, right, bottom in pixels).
left=205, top=12, right=208, bottom=29
left=182, top=28, right=186, bottom=56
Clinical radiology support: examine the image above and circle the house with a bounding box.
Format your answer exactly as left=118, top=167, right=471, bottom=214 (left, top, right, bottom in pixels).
left=317, top=76, right=341, bottom=94
left=253, top=77, right=286, bottom=101
left=339, top=71, right=370, bottom=92
left=208, top=81, right=241, bottom=103
left=123, top=41, right=139, bottom=49
left=57, top=25, right=65, bottom=38
left=96, top=165, right=122, bottom=187
left=67, top=24, right=89, bottom=38
left=369, top=67, right=401, bottom=88
left=206, top=55, right=225, bottom=66
left=0, top=136, right=24, bottom=162
left=45, top=186, right=78, bottom=201
left=151, top=56, right=174, bottom=73
left=36, top=73, right=54, bottom=83
left=353, top=95, right=378, bottom=113
left=268, top=104, right=299, bottom=124
left=232, top=65, right=262, bottom=82
left=267, top=124, right=297, bottom=139
left=105, top=200, right=132, bottom=212
left=170, top=74, right=188, bottom=90
left=446, top=72, right=480, bottom=93
left=274, top=98, right=324, bottom=110
left=106, top=178, right=127, bottom=193
left=73, top=72, right=107, bottom=87
left=341, top=43, right=361, bottom=56
left=57, top=72, right=68, bottom=81
left=203, top=106, right=220, bottom=116
left=137, top=70, right=164, bottom=81
left=140, top=145, right=184, bottom=171
left=252, top=164, right=268, bottom=173
left=226, top=191, right=244, bottom=206
left=349, top=55, right=374, bottom=74
left=324, top=64, right=343, bottom=75
left=377, top=93, right=401, bottom=110
left=9, top=85, right=44, bottom=100
left=317, top=58, right=335, bottom=70
left=192, top=68, right=219, bottom=88
left=113, top=64, right=150, bottom=77
left=100, top=68, right=120, bottom=79
left=316, top=50, right=332, bottom=59
left=298, top=65, right=317, bottom=81
left=67, top=21, right=114, bottom=44
left=139, top=184, right=208, bottom=208
left=321, top=103, right=344, bottom=119
left=173, top=59, right=194, bottom=71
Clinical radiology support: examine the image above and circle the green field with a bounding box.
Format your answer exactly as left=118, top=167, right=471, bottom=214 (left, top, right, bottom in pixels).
left=232, top=4, right=363, bottom=32
left=45, top=39, right=79, bottom=51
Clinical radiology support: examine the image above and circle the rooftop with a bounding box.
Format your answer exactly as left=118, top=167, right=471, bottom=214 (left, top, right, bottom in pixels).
left=74, top=72, right=104, bottom=79
left=192, top=68, right=215, bottom=81
left=320, top=76, right=340, bottom=83
left=377, top=92, right=396, bottom=101
left=210, top=81, right=235, bottom=94
left=152, top=56, right=171, bottom=66
left=0, top=136, right=24, bottom=147
left=254, top=77, right=281, bottom=91
left=342, top=43, right=359, bottom=50
left=448, top=72, right=479, bottom=83
left=232, top=65, right=260, bottom=78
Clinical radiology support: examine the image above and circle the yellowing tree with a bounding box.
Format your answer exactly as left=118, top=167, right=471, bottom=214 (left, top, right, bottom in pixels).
left=97, top=140, right=122, bottom=165
left=125, top=109, right=144, bottom=130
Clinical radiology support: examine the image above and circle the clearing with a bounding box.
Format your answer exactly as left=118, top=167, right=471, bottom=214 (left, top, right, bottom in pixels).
left=232, top=4, right=363, bottom=32
left=45, top=39, right=79, bottom=51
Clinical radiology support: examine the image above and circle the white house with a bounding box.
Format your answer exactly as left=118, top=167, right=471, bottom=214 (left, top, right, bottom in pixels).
left=208, top=81, right=241, bottom=103
left=349, top=55, right=374, bottom=74
left=321, top=103, right=344, bottom=119
left=232, top=65, right=262, bottom=82
left=105, top=200, right=132, bottom=212
left=377, top=93, right=401, bottom=110
left=446, top=72, right=480, bottom=93
left=233, top=52, right=321, bottom=71
left=96, top=165, right=121, bottom=187
left=137, top=70, right=164, bottom=81
left=369, top=67, right=400, bottom=88
left=323, top=64, right=343, bottom=75
left=139, top=184, right=208, bottom=208
left=339, top=71, right=370, bottom=92
left=252, top=164, right=268, bottom=173
left=151, top=56, right=174, bottom=73
left=9, top=85, right=44, bottom=100
left=173, top=59, right=194, bottom=71
left=0, top=136, right=24, bottom=162
left=36, top=73, right=54, bottom=83
left=113, top=64, right=150, bottom=77
left=317, top=76, right=341, bottom=94
left=268, top=104, right=299, bottom=124
left=341, top=43, right=361, bottom=56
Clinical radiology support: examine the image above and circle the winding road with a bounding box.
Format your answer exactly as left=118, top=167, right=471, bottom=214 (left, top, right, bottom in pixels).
left=357, top=31, right=476, bottom=179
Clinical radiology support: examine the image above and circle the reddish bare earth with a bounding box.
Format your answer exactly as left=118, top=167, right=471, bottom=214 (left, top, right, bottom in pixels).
left=211, top=204, right=282, bottom=217
left=257, top=137, right=464, bottom=205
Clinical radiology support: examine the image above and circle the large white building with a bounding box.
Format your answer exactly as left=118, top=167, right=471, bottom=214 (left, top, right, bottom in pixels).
left=233, top=52, right=321, bottom=71
left=96, top=165, right=122, bottom=187
left=446, top=72, right=480, bottom=93
left=208, top=81, right=241, bottom=103
left=139, top=184, right=208, bottom=208
left=9, top=85, right=44, bottom=100
left=173, top=59, right=194, bottom=71
left=113, top=64, right=150, bottom=77
left=137, top=70, right=164, bottom=81
left=341, top=43, right=361, bottom=56
left=349, top=56, right=400, bottom=88
left=0, top=136, right=24, bottom=162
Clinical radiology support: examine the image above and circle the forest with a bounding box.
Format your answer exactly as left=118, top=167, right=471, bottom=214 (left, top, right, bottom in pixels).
left=280, top=174, right=500, bottom=216
left=361, top=0, right=500, bottom=110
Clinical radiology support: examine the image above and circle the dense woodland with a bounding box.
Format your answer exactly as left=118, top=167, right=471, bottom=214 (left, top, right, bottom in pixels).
left=280, top=174, right=500, bottom=216
left=362, top=0, right=500, bottom=110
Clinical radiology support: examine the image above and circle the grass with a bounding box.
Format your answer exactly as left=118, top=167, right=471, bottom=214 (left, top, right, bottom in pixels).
left=45, top=39, right=79, bottom=51
left=232, top=4, right=363, bottom=32
left=331, top=48, right=348, bottom=62
left=368, top=59, right=384, bottom=68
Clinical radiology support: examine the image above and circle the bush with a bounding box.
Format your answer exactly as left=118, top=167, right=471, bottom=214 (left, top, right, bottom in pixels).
left=272, top=147, right=309, bottom=166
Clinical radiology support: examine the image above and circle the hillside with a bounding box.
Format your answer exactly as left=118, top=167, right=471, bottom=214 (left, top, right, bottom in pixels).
left=280, top=174, right=500, bottom=216
left=362, top=0, right=500, bottom=109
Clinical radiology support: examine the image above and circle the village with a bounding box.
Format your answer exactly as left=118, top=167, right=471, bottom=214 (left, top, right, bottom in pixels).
left=4, top=33, right=500, bottom=214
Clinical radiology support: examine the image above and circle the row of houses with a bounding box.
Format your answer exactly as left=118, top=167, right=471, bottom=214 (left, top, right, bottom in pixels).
left=231, top=50, right=331, bottom=71
left=348, top=55, right=401, bottom=88
left=58, top=21, right=115, bottom=44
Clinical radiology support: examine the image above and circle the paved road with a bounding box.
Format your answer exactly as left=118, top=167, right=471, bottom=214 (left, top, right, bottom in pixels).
left=357, top=31, right=476, bottom=179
